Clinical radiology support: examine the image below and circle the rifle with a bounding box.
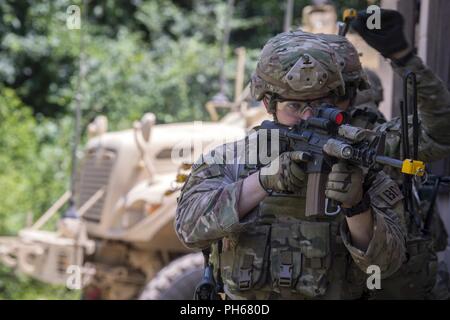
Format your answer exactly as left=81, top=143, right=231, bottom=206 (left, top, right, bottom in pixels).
left=260, top=105, right=425, bottom=217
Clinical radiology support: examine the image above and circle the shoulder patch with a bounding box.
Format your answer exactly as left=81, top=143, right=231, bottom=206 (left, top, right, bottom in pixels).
left=377, top=180, right=404, bottom=206
left=191, top=162, right=204, bottom=171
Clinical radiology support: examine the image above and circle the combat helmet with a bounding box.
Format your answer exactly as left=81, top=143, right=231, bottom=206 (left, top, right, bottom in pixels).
left=318, top=33, right=370, bottom=99
left=250, top=30, right=346, bottom=113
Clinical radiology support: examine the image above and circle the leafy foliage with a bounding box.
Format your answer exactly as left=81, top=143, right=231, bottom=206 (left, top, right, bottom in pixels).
left=0, top=86, right=73, bottom=299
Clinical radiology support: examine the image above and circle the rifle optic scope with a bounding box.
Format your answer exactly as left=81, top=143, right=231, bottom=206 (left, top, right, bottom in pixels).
left=316, top=105, right=347, bottom=125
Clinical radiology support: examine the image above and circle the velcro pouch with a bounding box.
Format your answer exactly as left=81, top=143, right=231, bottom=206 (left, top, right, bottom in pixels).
left=297, top=221, right=332, bottom=297
left=222, top=225, right=271, bottom=292
left=270, top=220, right=332, bottom=298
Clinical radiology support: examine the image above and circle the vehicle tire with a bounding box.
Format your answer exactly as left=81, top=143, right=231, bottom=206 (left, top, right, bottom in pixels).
left=138, top=252, right=204, bottom=300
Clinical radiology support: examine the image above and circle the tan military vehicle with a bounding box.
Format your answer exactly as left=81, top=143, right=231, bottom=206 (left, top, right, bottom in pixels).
left=0, top=47, right=269, bottom=299
left=0, top=102, right=267, bottom=300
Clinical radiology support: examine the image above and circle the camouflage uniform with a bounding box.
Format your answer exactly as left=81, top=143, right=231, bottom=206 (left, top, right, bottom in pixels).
left=368, top=55, right=450, bottom=299
left=175, top=31, right=407, bottom=300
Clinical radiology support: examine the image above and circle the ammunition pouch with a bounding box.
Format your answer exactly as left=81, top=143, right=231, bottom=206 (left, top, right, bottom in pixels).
left=220, top=225, right=271, bottom=292
left=220, top=219, right=333, bottom=298
left=270, top=220, right=331, bottom=297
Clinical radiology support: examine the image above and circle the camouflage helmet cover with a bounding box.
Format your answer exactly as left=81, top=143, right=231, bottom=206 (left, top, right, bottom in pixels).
left=251, top=30, right=346, bottom=101
left=318, top=33, right=370, bottom=90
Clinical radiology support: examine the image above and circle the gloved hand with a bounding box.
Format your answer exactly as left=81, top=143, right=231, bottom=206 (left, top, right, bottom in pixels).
left=325, top=162, right=364, bottom=207
left=350, top=9, right=409, bottom=57
left=259, top=151, right=306, bottom=194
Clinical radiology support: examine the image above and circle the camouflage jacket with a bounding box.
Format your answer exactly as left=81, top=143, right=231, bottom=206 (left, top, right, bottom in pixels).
left=175, top=132, right=406, bottom=299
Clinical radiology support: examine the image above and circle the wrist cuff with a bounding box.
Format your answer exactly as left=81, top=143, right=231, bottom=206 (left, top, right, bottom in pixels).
left=391, top=50, right=415, bottom=67
left=258, top=170, right=273, bottom=195
left=341, top=193, right=371, bottom=217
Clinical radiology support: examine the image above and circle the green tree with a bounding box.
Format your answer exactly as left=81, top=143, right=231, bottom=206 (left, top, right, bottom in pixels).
left=0, top=85, right=76, bottom=299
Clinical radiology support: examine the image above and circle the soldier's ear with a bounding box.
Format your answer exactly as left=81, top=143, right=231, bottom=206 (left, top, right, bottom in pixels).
left=264, top=95, right=278, bottom=114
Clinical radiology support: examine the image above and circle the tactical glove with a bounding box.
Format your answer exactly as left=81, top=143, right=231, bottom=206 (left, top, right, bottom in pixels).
left=350, top=9, right=409, bottom=57
left=325, top=162, right=364, bottom=208
left=258, top=151, right=306, bottom=194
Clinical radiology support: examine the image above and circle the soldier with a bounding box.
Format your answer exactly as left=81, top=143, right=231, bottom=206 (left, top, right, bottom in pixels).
left=350, top=8, right=450, bottom=299
left=175, top=30, right=407, bottom=299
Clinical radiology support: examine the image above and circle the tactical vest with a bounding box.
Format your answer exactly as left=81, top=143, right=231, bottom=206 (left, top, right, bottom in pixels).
left=210, top=164, right=368, bottom=300
left=208, top=108, right=446, bottom=300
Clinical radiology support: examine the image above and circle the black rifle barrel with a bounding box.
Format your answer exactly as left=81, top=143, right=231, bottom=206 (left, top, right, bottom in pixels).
left=375, top=156, right=403, bottom=169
